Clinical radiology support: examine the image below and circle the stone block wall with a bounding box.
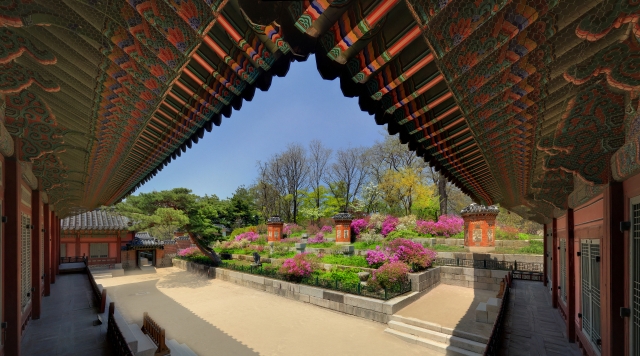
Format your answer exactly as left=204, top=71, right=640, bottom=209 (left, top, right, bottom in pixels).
left=155, top=249, right=174, bottom=268
left=408, top=268, right=441, bottom=292
left=172, top=259, right=440, bottom=324
left=436, top=252, right=543, bottom=264
left=439, top=266, right=507, bottom=291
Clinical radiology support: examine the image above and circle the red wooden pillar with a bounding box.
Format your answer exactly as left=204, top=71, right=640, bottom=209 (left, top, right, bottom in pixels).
left=552, top=218, right=558, bottom=309
left=52, top=213, right=57, bottom=281
left=75, top=232, right=80, bottom=257
left=4, top=156, right=21, bottom=356
left=601, top=182, right=625, bottom=356
left=566, top=209, right=576, bottom=343
left=116, top=231, right=122, bottom=263
left=543, top=223, right=548, bottom=287
left=56, top=216, right=60, bottom=274
left=30, top=190, right=42, bottom=320
left=43, top=203, right=51, bottom=296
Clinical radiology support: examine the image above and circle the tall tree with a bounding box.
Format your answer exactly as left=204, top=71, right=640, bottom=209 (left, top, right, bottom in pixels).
left=325, top=147, right=369, bottom=212
left=280, top=143, right=309, bottom=223
left=308, top=140, right=332, bottom=211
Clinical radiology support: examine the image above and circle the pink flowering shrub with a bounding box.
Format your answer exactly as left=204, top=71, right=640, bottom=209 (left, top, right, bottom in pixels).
left=365, top=246, right=389, bottom=268
left=308, top=233, right=326, bottom=244
left=387, top=239, right=437, bottom=271
left=306, top=224, right=320, bottom=235
left=283, top=223, right=303, bottom=235
left=280, top=237, right=301, bottom=244
left=234, top=231, right=260, bottom=242
left=381, top=215, right=399, bottom=236
left=351, top=219, right=368, bottom=236
left=320, top=225, right=333, bottom=233
left=279, top=253, right=318, bottom=281
left=416, top=215, right=463, bottom=237
left=178, top=247, right=201, bottom=258
left=371, top=262, right=410, bottom=289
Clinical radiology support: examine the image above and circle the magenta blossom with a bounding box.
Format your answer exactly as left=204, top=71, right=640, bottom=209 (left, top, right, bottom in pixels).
left=320, top=225, right=333, bottom=233
left=351, top=219, right=368, bottom=236
left=235, top=231, right=260, bottom=242
left=308, top=233, right=326, bottom=244
left=381, top=215, right=399, bottom=236
left=416, top=215, right=463, bottom=237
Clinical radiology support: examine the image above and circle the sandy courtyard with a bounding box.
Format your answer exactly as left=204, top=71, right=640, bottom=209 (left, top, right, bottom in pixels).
left=98, top=267, right=432, bottom=356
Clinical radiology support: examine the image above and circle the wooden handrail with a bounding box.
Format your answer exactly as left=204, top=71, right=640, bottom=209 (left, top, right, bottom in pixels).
left=107, top=302, right=134, bottom=356
left=141, top=312, right=170, bottom=356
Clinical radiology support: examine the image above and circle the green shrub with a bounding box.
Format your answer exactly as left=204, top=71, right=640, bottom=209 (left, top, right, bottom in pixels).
left=432, top=244, right=465, bottom=252
left=386, top=229, right=428, bottom=240
left=315, top=268, right=361, bottom=287
left=518, top=240, right=543, bottom=254
left=321, top=255, right=369, bottom=268
left=449, top=232, right=464, bottom=239
left=353, top=241, right=382, bottom=250
left=307, top=242, right=334, bottom=248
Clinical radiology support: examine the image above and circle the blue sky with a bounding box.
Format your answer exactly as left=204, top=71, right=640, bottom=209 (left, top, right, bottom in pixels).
left=137, top=55, right=385, bottom=199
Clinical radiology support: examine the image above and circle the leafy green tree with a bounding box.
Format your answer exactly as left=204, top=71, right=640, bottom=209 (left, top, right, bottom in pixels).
left=127, top=207, right=189, bottom=240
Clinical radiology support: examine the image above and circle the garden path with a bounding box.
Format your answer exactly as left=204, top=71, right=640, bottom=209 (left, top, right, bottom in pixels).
left=98, top=267, right=434, bottom=356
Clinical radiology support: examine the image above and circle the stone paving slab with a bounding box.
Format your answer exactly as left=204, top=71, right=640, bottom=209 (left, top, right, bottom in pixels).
left=499, top=280, right=582, bottom=356
left=21, top=273, right=113, bottom=356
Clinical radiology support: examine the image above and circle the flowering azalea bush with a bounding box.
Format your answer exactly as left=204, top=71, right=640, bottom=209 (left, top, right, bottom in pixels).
left=368, top=213, right=385, bottom=232
left=283, top=223, right=303, bottom=235
left=308, top=233, right=326, bottom=244
left=320, top=225, right=333, bottom=233
left=351, top=219, right=369, bottom=236
left=416, top=215, right=464, bottom=237
left=396, top=215, right=417, bottom=231
left=234, top=231, right=260, bottom=242
left=178, top=247, right=201, bottom=258
left=387, top=238, right=437, bottom=271
left=381, top=215, right=399, bottom=236
left=371, top=261, right=410, bottom=289
left=306, top=224, right=320, bottom=235
left=280, top=237, right=301, bottom=244
left=365, top=246, right=389, bottom=268
left=279, top=253, right=318, bottom=281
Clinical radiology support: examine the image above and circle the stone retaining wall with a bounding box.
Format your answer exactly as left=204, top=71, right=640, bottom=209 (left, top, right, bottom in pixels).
left=439, top=266, right=508, bottom=291
left=436, top=252, right=543, bottom=263
left=172, top=258, right=440, bottom=324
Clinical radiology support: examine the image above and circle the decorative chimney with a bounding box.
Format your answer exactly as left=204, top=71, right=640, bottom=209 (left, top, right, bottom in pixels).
left=333, top=212, right=353, bottom=245
left=266, top=216, right=284, bottom=242
left=460, top=204, right=499, bottom=252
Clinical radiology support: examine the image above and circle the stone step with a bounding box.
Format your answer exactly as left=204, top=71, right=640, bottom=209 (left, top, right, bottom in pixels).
left=387, top=320, right=485, bottom=354
left=167, top=339, right=197, bottom=356
left=128, top=324, right=157, bottom=356
left=390, top=314, right=488, bottom=344
left=385, top=328, right=482, bottom=356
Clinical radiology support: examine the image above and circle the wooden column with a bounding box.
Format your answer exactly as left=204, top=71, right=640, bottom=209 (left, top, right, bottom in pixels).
left=75, top=232, right=80, bottom=257
left=50, top=211, right=56, bottom=283
left=30, top=189, right=42, bottom=320
left=56, top=216, right=60, bottom=274
left=43, top=204, right=51, bottom=296
left=116, top=231, right=122, bottom=263
left=552, top=218, right=559, bottom=309
left=566, top=209, right=576, bottom=343
left=4, top=156, right=21, bottom=356
left=601, top=182, right=625, bottom=356
left=543, top=223, right=548, bottom=287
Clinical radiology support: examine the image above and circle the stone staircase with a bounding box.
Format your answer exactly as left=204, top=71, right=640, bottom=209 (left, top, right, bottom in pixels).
left=166, top=338, right=197, bottom=356
left=384, top=315, right=486, bottom=356
left=128, top=324, right=157, bottom=356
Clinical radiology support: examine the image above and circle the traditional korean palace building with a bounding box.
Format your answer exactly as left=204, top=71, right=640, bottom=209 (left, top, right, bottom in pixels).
left=1, top=0, right=640, bottom=355
left=60, top=209, right=134, bottom=267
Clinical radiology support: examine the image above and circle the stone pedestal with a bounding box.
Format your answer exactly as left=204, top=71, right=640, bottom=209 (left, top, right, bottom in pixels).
left=267, top=216, right=284, bottom=242
left=461, top=204, right=499, bottom=253
left=333, top=212, right=353, bottom=244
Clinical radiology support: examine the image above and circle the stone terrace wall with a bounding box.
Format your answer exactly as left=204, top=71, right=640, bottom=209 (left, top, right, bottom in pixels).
left=439, top=266, right=509, bottom=291
left=172, top=258, right=440, bottom=324
left=436, top=252, right=543, bottom=264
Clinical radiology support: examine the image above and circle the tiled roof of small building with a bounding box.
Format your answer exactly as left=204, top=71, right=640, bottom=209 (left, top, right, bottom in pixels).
left=61, top=210, right=130, bottom=231
left=135, top=232, right=156, bottom=240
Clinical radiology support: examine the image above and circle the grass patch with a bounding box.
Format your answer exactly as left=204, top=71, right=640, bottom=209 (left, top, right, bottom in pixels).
left=353, top=241, right=383, bottom=250
left=431, top=244, right=466, bottom=252
left=314, top=268, right=361, bottom=287
left=321, top=255, right=369, bottom=268
left=494, top=241, right=543, bottom=255
left=224, top=259, right=272, bottom=267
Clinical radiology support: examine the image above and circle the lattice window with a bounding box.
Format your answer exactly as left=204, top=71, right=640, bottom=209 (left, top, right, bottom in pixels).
left=90, top=243, right=108, bottom=258
left=581, top=239, right=601, bottom=353
left=560, top=238, right=567, bottom=303
left=21, top=213, right=32, bottom=310
left=632, top=198, right=640, bottom=355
